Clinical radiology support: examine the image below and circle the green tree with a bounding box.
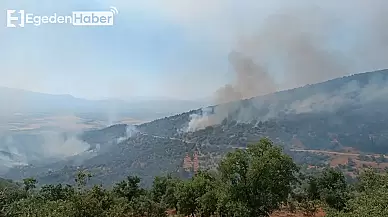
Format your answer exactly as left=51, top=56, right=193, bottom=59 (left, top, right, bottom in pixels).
left=192, top=171, right=218, bottom=217
left=307, top=168, right=349, bottom=211
left=356, top=168, right=388, bottom=192
left=39, top=184, right=75, bottom=201
left=113, top=175, right=145, bottom=202
left=129, top=195, right=166, bottom=217
left=151, top=175, right=171, bottom=203
left=175, top=179, right=197, bottom=216
left=75, top=170, right=92, bottom=189
left=151, top=175, right=181, bottom=212
left=327, top=170, right=388, bottom=217
left=22, top=177, right=37, bottom=192
left=175, top=171, right=217, bottom=216
left=161, top=178, right=180, bottom=212
left=218, top=138, right=299, bottom=216
left=216, top=188, right=250, bottom=217
left=197, top=190, right=218, bottom=217
left=0, top=178, right=19, bottom=191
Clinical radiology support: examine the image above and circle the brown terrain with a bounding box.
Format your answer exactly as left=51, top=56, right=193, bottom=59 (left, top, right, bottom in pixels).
left=166, top=208, right=327, bottom=217
left=271, top=208, right=326, bottom=217
left=291, top=148, right=388, bottom=178
left=291, top=149, right=388, bottom=159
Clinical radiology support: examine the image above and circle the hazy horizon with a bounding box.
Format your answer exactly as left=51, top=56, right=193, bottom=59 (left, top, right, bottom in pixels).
left=2, top=0, right=388, bottom=101
left=0, top=85, right=210, bottom=102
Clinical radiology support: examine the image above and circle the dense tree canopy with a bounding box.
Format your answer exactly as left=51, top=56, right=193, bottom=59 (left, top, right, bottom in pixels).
left=1, top=138, right=388, bottom=217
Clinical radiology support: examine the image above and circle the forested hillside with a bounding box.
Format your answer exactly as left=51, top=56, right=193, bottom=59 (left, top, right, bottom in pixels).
left=138, top=69, right=388, bottom=137
left=1, top=139, right=388, bottom=217
left=4, top=69, right=388, bottom=187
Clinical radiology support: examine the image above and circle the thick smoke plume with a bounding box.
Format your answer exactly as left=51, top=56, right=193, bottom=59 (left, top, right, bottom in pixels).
left=186, top=2, right=388, bottom=132
left=216, top=51, right=277, bottom=103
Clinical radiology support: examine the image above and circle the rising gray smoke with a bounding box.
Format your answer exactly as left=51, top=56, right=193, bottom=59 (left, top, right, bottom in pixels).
left=216, top=51, right=277, bottom=104
left=186, top=2, right=388, bottom=132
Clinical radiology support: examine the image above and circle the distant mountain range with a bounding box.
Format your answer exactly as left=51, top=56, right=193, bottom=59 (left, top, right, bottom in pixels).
left=0, top=86, right=211, bottom=115
left=3, top=69, right=388, bottom=187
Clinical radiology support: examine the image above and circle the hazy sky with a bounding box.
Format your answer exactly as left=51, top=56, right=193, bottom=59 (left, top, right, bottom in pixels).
left=1, top=0, right=387, bottom=100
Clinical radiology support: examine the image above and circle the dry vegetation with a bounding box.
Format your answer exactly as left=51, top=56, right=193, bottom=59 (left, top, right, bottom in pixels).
left=271, top=209, right=326, bottom=217
left=329, top=156, right=352, bottom=167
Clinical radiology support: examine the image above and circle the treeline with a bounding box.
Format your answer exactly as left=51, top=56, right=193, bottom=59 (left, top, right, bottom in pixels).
left=1, top=138, right=388, bottom=217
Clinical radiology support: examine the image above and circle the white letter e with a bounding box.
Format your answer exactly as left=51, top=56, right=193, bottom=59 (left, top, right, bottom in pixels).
left=6, top=10, right=18, bottom=27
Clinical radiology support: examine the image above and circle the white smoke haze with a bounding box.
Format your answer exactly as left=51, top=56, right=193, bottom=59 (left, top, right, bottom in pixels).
left=116, top=124, right=139, bottom=143
left=0, top=132, right=91, bottom=173
left=186, top=114, right=211, bottom=132
left=40, top=132, right=90, bottom=158
left=185, top=107, right=217, bottom=132
left=288, top=72, right=388, bottom=114
left=185, top=1, right=388, bottom=132
left=0, top=145, right=28, bottom=170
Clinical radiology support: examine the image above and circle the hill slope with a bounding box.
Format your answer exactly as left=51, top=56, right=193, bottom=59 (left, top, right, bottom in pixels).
left=4, top=69, right=388, bottom=186
left=138, top=69, right=388, bottom=137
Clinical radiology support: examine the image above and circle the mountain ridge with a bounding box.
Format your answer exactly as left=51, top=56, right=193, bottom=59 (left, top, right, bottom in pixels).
left=3, top=69, right=388, bottom=187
